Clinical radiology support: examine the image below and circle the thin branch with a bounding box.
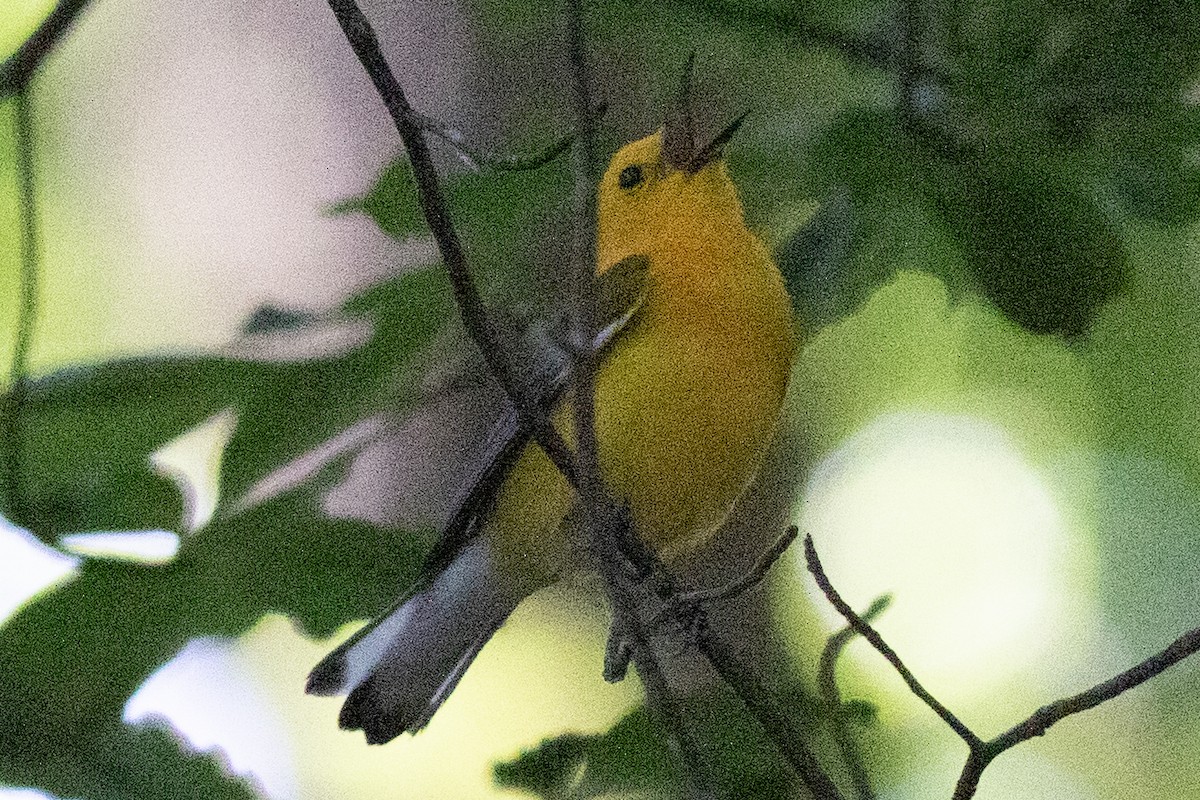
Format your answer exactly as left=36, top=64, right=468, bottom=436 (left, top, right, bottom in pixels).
left=630, top=529, right=843, bottom=799
left=412, top=112, right=575, bottom=172
left=675, top=526, right=798, bottom=608
left=564, top=0, right=602, bottom=494
left=0, top=0, right=94, bottom=97
left=696, top=630, right=845, bottom=800
left=803, top=534, right=983, bottom=749
left=818, top=594, right=891, bottom=800
left=806, top=533, right=1200, bottom=800
left=994, top=624, right=1200, bottom=749
left=325, top=0, right=578, bottom=486
left=896, top=0, right=923, bottom=131
left=598, top=545, right=720, bottom=800
left=562, top=3, right=716, bottom=798
left=2, top=89, right=42, bottom=524
left=952, top=623, right=1200, bottom=800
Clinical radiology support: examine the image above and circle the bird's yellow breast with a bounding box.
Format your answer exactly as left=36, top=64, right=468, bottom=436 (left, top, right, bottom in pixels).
left=593, top=222, right=793, bottom=557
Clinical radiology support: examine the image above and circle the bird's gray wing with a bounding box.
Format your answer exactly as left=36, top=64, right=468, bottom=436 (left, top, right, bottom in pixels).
left=306, top=255, right=649, bottom=692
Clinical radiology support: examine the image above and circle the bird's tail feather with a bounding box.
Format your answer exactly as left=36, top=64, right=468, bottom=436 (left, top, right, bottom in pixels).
left=305, top=539, right=520, bottom=744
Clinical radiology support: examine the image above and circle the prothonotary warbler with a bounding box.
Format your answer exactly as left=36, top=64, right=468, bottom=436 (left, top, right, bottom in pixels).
left=306, top=89, right=795, bottom=745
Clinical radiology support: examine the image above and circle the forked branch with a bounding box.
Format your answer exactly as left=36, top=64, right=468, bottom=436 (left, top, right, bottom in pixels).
left=804, top=533, right=1200, bottom=800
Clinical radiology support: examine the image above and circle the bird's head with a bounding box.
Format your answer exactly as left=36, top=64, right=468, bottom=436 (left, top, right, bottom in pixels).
left=597, top=59, right=749, bottom=273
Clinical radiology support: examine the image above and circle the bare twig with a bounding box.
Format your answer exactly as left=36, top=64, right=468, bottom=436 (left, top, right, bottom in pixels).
left=697, top=631, right=845, bottom=800
left=951, top=624, right=1200, bottom=799
left=2, top=89, right=42, bottom=524
left=804, top=534, right=982, bottom=748
left=562, top=3, right=716, bottom=798
left=676, top=526, right=799, bottom=608
left=818, top=594, right=891, bottom=800
left=325, top=0, right=578, bottom=486
left=0, top=0, right=94, bottom=97
left=412, top=112, right=575, bottom=172
left=624, top=525, right=841, bottom=798
left=806, top=533, right=1200, bottom=800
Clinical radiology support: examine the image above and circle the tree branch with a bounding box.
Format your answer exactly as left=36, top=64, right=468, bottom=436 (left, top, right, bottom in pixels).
left=0, top=0, right=94, bottom=97
left=804, top=534, right=983, bottom=748
left=676, top=526, right=798, bottom=608
left=952, top=623, right=1200, bottom=799
left=697, top=629, right=846, bottom=800
left=325, top=0, right=578, bottom=486
left=563, top=4, right=717, bottom=798
left=411, top=111, right=575, bottom=172
left=806, top=533, right=1200, bottom=800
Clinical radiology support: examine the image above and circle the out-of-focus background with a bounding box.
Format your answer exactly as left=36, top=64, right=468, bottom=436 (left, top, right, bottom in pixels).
left=2, top=0, right=1200, bottom=798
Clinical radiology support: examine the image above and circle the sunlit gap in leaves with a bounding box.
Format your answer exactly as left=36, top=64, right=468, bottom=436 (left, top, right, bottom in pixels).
left=149, top=408, right=237, bottom=534
left=0, top=787, right=77, bottom=800
left=123, top=639, right=297, bottom=800
left=793, top=411, right=1091, bottom=712
left=0, top=517, right=78, bottom=624
left=58, top=529, right=180, bottom=564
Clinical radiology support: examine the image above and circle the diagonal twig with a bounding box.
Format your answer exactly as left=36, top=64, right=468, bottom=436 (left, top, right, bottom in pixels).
left=411, top=111, right=575, bottom=172
left=0, top=0, right=94, bottom=97
left=676, top=526, right=798, bottom=608
left=325, top=0, right=578, bottom=487
left=951, top=623, right=1200, bottom=799
left=696, top=629, right=845, bottom=800
left=642, top=530, right=845, bottom=799
left=803, top=534, right=983, bottom=749
left=562, top=3, right=717, bottom=798
left=805, top=533, right=1200, bottom=800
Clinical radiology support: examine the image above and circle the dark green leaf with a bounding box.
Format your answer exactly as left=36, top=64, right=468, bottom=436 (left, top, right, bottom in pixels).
left=925, top=147, right=1126, bottom=337
left=494, top=696, right=798, bottom=800
left=0, top=487, right=426, bottom=798
left=1, top=268, right=452, bottom=541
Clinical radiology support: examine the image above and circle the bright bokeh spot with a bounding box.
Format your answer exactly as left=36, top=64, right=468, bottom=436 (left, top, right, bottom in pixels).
left=795, top=411, right=1092, bottom=716
left=59, top=529, right=180, bottom=564
left=237, top=585, right=639, bottom=800
left=0, top=789, right=75, bottom=800
left=0, top=517, right=78, bottom=625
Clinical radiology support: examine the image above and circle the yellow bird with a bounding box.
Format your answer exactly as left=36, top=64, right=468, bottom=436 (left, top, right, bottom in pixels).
left=307, top=87, right=795, bottom=744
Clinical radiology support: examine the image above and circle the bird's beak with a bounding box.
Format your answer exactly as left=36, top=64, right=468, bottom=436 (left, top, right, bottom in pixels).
left=687, top=109, right=749, bottom=172
left=661, top=54, right=749, bottom=174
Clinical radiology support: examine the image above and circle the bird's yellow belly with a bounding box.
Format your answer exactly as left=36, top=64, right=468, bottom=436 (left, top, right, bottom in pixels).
left=486, top=318, right=789, bottom=586
left=594, top=324, right=785, bottom=558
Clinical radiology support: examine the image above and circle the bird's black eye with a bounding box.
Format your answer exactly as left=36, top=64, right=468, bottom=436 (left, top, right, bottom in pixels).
left=618, top=164, right=644, bottom=190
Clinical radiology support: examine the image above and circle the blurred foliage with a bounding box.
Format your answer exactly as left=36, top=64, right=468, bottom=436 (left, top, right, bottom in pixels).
left=2, top=0, right=1200, bottom=798
left=494, top=699, right=799, bottom=800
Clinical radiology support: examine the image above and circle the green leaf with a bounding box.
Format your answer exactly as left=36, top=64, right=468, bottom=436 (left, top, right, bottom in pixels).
left=1, top=267, right=452, bottom=541
left=494, top=696, right=798, bottom=800
left=0, top=487, right=426, bottom=798
left=807, top=111, right=919, bottom=204
left=925, top=146, right=1126, bottom=337
left=333, top=159, right=427, bottom=240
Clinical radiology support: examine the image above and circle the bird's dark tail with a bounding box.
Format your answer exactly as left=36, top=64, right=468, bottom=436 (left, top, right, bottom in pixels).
left=305, top=540, right=521, bottom=744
